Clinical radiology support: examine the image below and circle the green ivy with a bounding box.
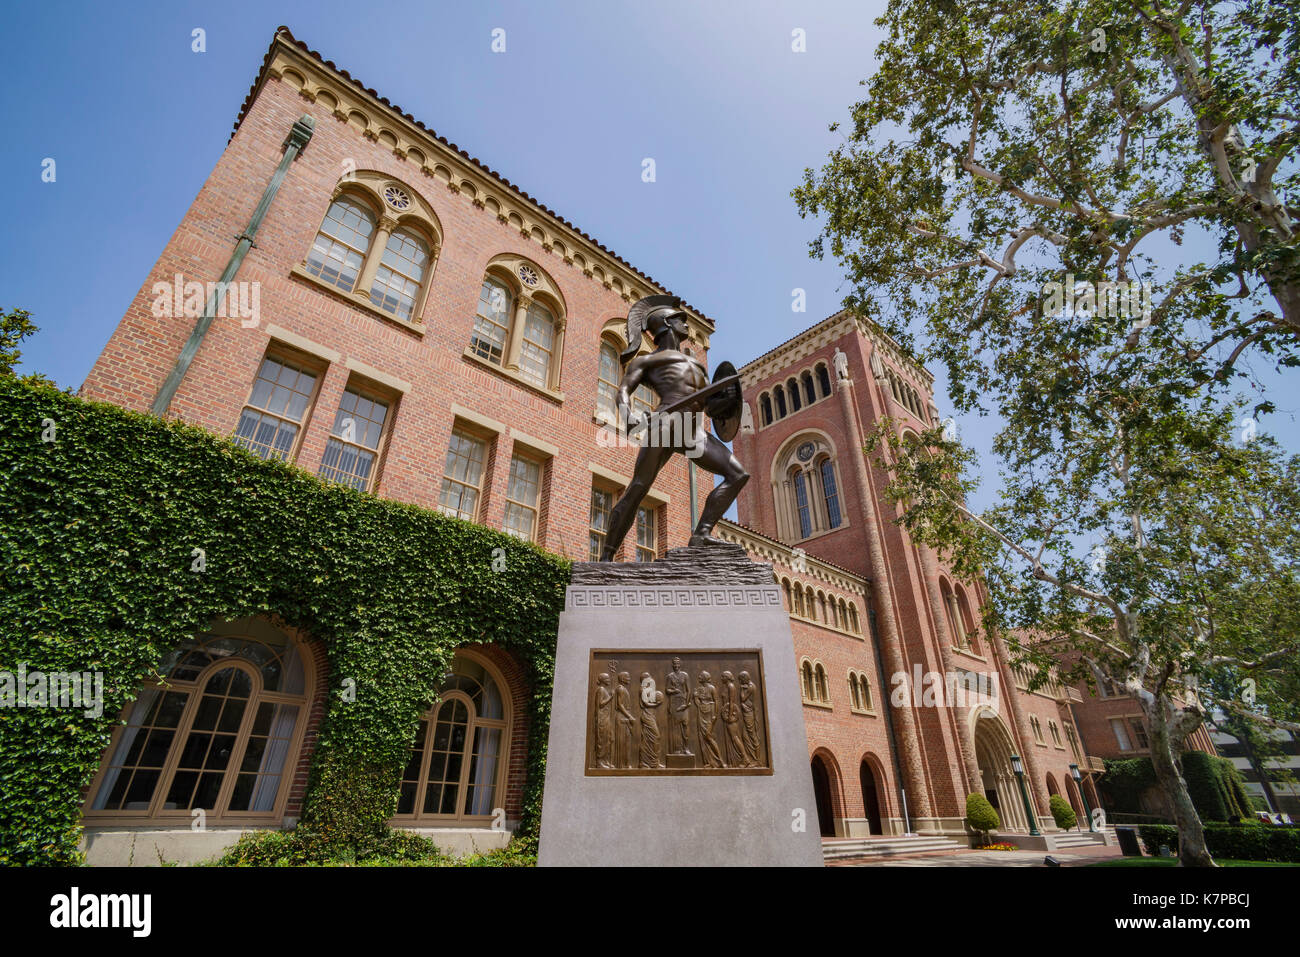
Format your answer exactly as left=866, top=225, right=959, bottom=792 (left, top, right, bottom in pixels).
left=0, top=378, right=569, bottom=865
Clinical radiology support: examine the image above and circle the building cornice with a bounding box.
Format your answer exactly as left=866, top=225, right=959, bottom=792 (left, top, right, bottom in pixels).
left=234, top=28, right=715, bottom=346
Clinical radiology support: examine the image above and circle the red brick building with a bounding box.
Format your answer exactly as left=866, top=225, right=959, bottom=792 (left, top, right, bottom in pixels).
left=74, top=28, right=1206, bottom=862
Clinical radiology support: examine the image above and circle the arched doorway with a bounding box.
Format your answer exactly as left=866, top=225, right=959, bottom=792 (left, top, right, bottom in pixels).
left=1046, top=773, right=1060, bottom=797
left=972, top=708, right=1029, bottom=832
left=810, top=754, right=837, bottom=837
left=859, top=758, right=884, bottom=835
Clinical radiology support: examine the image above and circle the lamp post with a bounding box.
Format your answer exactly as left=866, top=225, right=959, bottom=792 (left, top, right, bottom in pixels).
left=1070, top=763, right=1096, bottom=832
left=1010, top=753, right=1040, bottom=836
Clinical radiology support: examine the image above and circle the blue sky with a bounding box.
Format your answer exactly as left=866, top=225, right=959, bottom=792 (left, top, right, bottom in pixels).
left=2, top=0, right=1296, bottom=518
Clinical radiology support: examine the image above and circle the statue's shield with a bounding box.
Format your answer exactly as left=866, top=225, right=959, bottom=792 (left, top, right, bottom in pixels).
left=705, top=361, right=743, bottom=442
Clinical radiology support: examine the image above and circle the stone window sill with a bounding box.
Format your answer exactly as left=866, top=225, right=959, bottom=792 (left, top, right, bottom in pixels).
left=462, top=348, right=565, bottom=403
left=290, top=264, right=426, bottom=335
left=802, top=700, right=833, bottom=711
left=850, top=707, right=878, bottom=717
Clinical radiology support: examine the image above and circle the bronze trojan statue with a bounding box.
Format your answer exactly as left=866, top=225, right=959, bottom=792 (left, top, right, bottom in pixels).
left=598, top=295, right=748, bottom=560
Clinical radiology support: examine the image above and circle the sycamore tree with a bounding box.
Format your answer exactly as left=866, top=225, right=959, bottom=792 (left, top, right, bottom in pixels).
left=866, top=396, right=1300, bottom=867
left=793, top=0, right=1300, bottom=407
left=794, top=0, right=1300, bottom=865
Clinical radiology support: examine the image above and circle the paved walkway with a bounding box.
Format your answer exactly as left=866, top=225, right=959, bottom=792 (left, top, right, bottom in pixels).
left=828, top=842, right=1124, bottom=867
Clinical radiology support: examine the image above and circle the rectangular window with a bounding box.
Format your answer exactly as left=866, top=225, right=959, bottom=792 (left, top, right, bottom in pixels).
left=503, top=453, right=543, bottom=542
left=439, top=429, right=487, bottom=521
left=232, top=353, right=320, bottom=461
left=1129, top=718, right=1149, bottom=750
left=589, top=486, right=615, bottom=561
left=319, top=385, right=392, bottom=492
left=1110, top=718, right=1133, bottom=751
left=635, top=505, right=657, bottom=562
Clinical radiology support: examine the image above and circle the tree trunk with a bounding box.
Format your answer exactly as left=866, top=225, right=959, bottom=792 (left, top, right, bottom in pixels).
left=1146, top=698, right=1217, bottom=867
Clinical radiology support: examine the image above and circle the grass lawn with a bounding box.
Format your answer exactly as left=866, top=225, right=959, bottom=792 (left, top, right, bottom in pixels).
left=1088, top=857, right=1297, bottom=867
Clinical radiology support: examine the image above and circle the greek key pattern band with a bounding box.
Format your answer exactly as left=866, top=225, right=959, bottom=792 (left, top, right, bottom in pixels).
left=566, top=585, right=782, bottom=611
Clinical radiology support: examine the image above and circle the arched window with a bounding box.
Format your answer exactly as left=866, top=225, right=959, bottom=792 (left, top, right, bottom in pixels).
left=468, top=259, right=567, bottom=394
left=369, top=228, right=430, bottom=320
left=518, top=300, right=557, bottom=388
left=597, top=339, right=621, bottom=420
left=816, top=363, right=832, bottom=398
left=793, top=585, right=805, bottom=618
left=849, top=674, right=862, bottom=710
left=818, top=456, right=842, bottom=529
left=814, top=663, right=829, bottom=704
left=802, top=372, right=816, bottom=405
left=760, top=393, right=773, bottom=426
left=86, top=618, right=310, bottom=823
left=395, top=652, right=510, bottom=822
left=805, top=586, right=816, bottom=618
left=849, top=603, right=860, bottom=633
left=305, top=197, right=375, bottom=292
left=781, top=578, right=792, bottom=610
left=787, top=378, right=802, bottom=412
left=775, top=385, right=788, bottom=418
left=801, top=660, right=815, bottom=702
left=956, top=588, right=981, bottom=654
left=859, top=674, right=873, bottom=710
left=300, top=176, right=442, bottom=325
left=817, top=592, right=828, bottom=623
left=793, top=471, right=812, bottom=538
left=838, top=599, right=849, bottom=630
left=471, top=276, right=512, bottom=365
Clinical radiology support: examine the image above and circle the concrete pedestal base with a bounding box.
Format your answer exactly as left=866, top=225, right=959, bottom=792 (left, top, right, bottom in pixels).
left=538, top=543, right=823, bottom=866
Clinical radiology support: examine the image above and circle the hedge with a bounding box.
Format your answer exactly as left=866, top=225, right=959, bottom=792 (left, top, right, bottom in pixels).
left=0, top=378, right=570, bottom=865
left=1101, top=754, right=1251, bottom=822
left=1137, top=823, right=1300, bottom=863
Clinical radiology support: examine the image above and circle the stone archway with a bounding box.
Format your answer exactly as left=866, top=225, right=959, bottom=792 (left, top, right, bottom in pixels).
left=971, top=708, right=1029, bottom=832
left=810, top=752, right=841, bottom=837
left=859, top=758, right=884, bottom=835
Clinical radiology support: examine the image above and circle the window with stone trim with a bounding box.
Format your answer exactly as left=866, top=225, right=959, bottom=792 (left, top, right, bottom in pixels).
left=635, top=504, right=658, bottom=562
left=439, top=428, right=489, bottom=522
left=84, top=618, right=310, bottom=825
left=232, top=351, right=322, bottom=463
left=368, top=228, right=430, bottom=321
left=318, top=382, right=393, bottom=492
left=503, top=451, right=544, bottom=542
left=393, top=652, right=510, bottom=823
left=467, top=258, right=567, bottom=394
left=589, top=484, right=616, bottom=561
left=301, top=176, right=441, bottom=325
left=304, top=197, right=374, bottom=293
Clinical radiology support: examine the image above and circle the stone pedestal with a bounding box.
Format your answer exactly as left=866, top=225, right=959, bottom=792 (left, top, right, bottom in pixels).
left=538, top=541, right=823, bottom=866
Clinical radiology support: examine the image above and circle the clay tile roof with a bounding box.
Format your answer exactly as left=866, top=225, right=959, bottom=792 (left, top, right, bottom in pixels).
left=231, top=26, right=715, bottom=332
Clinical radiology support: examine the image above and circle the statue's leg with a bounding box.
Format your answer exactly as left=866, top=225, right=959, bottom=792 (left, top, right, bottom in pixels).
left=689, top=433, right=750, bottom=543
left=598, top=443, right=672, bottom=561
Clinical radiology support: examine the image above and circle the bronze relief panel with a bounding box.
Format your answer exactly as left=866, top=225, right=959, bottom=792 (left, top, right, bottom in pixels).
left=585, top=649, right=772, bottom=775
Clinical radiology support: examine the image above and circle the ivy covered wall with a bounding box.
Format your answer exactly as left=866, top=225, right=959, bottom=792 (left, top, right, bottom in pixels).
left=0, top=379, right=569, bottom=865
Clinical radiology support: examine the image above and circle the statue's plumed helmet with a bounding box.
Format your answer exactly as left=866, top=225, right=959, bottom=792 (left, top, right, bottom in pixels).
left=622, top=294, right=685, bottom=364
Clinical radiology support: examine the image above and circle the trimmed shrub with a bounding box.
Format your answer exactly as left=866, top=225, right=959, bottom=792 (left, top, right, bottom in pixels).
left=1138, top=823, right=1300, bottom=862
left=1049, top=794, right=1078, bottom=830
left=966, top=792, right=1000, bottom=835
